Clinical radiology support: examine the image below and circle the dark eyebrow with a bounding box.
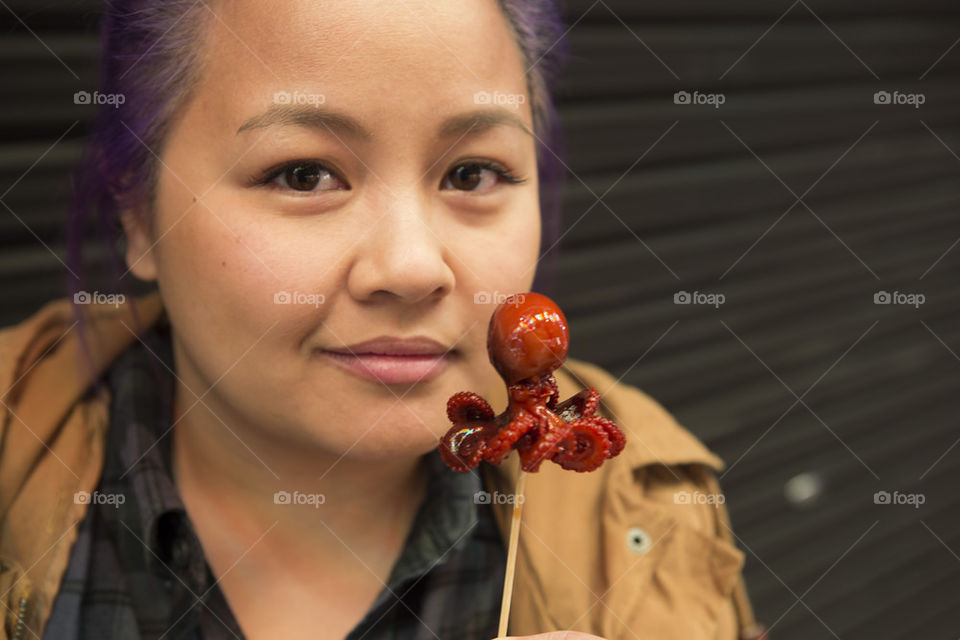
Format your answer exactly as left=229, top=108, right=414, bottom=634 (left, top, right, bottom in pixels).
left=236, top=105, right=372, bottom=140
left=235, top=105, right=532, bottom=140
left=436, top=108, right=533, bottom=140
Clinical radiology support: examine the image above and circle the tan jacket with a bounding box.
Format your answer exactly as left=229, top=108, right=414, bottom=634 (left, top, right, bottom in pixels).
left=0, top=293, right=763, bottom=640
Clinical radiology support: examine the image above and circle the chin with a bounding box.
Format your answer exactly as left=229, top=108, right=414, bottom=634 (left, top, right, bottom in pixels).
left=312, top=419, right=443, bottom=462
left=335, top=437, right=439, bottom=464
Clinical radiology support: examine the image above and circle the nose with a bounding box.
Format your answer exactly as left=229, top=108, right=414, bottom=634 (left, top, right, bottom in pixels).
left=346, top=191, right=456, bottom=304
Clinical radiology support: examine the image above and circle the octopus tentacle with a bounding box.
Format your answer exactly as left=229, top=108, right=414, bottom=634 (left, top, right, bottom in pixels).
left=483, top=410, right=536, bottom=466
left=551, top=419, right=612, bottom=472
left=594, top=416, right=626, bottom=458
left=517, top=408, right=573, bottom=473
left=552, top=387, right=600, bottom=423
left=580, top=387, right=600, bottom=418
left=446, top=391, right=495, bottom=424
left=439, top=421, right=497, bottom=472
left=542, top=375, right=560, bottom=411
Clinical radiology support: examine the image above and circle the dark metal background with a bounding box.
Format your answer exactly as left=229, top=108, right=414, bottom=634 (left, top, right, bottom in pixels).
left=2, top=1, right=959, bottom=638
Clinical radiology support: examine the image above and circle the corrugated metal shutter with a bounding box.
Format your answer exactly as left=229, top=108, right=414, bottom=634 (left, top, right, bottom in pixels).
left=2, top=1, right=959, bottom=638
left=554, top=2, right=960, bottom=638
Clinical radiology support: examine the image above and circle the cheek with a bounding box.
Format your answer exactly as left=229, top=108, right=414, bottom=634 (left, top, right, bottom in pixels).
left=153, top=200, right=270, bottom=311
left=519, top=208, right=542, bottom=273
left=473, top=197, right=542, bottom=289
left=149, top=185, right=344, bottom=369
left=154, top=182, right=341, bottom=297
left=513, top=191, right=543, bottom=269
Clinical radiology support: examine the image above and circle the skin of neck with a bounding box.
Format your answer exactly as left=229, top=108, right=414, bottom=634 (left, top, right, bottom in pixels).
left=170, top=378, right=433, bottom=580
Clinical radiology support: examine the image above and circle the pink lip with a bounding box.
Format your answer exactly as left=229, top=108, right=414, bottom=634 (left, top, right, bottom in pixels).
left=319, top=336, right=454, bottom=384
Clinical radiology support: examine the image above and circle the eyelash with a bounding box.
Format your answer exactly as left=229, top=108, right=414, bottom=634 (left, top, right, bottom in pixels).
left=454, top=159, right=527, bottom=186
left=250, top=159, right=527, bottom=191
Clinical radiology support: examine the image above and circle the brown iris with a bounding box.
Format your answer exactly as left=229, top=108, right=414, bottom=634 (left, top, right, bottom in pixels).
left=285, top=163, right=322, bottom=191
left=448, top=163, right=483, bottom=190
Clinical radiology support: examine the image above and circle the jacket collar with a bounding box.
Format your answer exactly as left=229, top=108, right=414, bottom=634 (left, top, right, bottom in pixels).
left=0, top=292, right=165, bottom=517
left=0, top=292, right=166, bottom=638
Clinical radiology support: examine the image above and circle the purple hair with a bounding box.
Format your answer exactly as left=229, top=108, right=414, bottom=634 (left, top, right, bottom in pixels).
left=496, top=0, right=570, bottom=297
left=66, top=0, right=570, bottom=382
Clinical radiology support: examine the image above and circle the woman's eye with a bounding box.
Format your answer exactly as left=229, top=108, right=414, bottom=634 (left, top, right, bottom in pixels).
left=442, top=162, right=523, bottom=192
left=269, top=162, right=346, bottom=192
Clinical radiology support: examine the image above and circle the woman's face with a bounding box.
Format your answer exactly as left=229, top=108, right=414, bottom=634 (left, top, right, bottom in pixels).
left=124, top=0, right=541, bottom=462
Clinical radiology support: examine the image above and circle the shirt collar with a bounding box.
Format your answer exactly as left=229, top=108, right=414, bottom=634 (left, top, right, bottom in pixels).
left=98, top=314, right=205, bottom=583
left=387, top=450, right=481, bottom=586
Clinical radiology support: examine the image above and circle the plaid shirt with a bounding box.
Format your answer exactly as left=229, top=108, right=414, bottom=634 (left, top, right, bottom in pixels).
left=42, top=320, right=506, bottom=640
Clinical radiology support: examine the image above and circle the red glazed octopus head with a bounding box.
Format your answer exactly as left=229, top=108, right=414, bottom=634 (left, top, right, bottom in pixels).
left=487, top=292, right=570, bottom=385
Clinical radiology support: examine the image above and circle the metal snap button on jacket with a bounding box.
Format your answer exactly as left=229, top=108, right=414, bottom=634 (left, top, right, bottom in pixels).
left=626, top=526, right=652, bottom=555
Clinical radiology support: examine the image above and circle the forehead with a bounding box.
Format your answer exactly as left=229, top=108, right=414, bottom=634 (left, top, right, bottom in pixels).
left=194, top=0, right=531, bottom=133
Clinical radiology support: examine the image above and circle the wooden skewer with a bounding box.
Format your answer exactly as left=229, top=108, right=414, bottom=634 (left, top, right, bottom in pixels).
left=497, top=469, right=528, bottom=638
